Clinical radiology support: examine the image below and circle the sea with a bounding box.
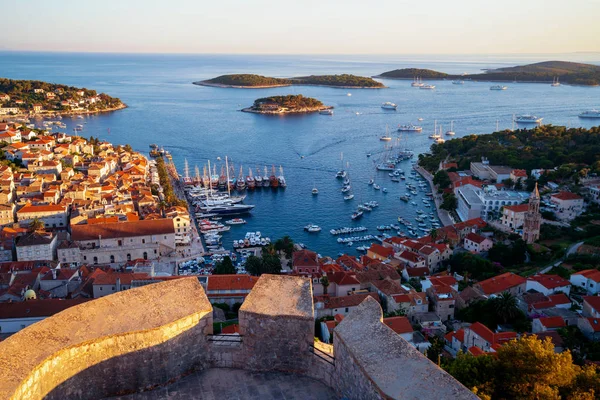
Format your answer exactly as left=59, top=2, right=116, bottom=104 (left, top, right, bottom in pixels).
left=1, top=52, right=599, bottom=257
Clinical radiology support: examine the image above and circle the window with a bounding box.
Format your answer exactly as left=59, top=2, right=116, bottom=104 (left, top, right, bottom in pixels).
left=154, top=249, right=157, bottom=254
left=164, top=236, right=167, bottom=239
left=118, top=240, right=122, bottom=246
left=345, top=308, right=349, bottom=313
left=110, top=255, right=115, bottom=263
left=143, top=252, right=148, bottom=260
left=93, top=256, right=98, bottom=264
left=127, top=253, right=131, bottom=261
left=142, top=239, right=146, bottom=244
left=83, top=256, right=87, bottom=261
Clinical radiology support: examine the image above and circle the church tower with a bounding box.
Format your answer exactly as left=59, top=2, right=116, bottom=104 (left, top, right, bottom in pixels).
left=522, top=183, right=541, bottom=243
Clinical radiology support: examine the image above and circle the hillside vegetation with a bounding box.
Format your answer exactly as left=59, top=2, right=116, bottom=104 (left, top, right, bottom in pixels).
left=377, top=61, right=600, bottom=85
left=198, top=73, right=383, bottom=88
left=252, top=94, right=324, bottom=110
left=418, top=125, right=600, bottom=173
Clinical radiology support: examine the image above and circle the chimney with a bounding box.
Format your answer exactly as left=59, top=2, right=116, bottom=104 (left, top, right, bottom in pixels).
left=52, top=269, right=57, bottom=280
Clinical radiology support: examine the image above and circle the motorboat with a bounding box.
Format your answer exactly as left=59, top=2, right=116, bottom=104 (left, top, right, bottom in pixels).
left=376, top=163, right=395, bottom=171
left=436, top=138, right=445, bottom=144
left=341, top=185, right=351, bottom=193
left=400, top=195, right=409, bottom=202
left=368, top=178, right=374, bottom=185
left=452, top=80, right=465, bottom=85
left=320, top=109, right=334, bottom=115
left=347, top=93, right=352, bottom=96
left=304, top=224, right=322, bottom=233
left=398, top=124, right=423, bottom=132
left=225, top=218, right=247, bottom=225
left=198, top=204, right=255, bottom=215
left=515, top=114, right=543, bottom=124
left=351, top=211, right=363, bottom=220
left=579, top=110, right=600, bottom=119
left=312, top=187, right=319, bottom=195
left=490, top=85, right=507, bottom=90
left=373, top=184, right=381, bottom=190
left=420, top=84, right=435, bottom=90
left=381, top=102, right=398, bottom=110
left=380, top=135, right=392, bottom=141
left=344, top=194, right=354, bottom=201
left=382, top=188, right=388, bottom=193
left=336, top=170, right=347, bottom=179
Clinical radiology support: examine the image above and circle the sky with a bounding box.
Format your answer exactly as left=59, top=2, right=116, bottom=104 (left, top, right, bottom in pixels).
left=2, top=0, right=600, bottom=54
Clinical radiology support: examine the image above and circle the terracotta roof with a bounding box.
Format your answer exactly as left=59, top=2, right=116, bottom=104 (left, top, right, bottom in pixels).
left=585, top=318, right=600, bottom=332
left=504, top=204, right=529, bottom=213
left=397, top=250, right=423, bottom=263
left=322, top=293, right=380, bottom=309
left=468, top=346, right=486, bottom=356
left=528, top=274, right=571, bottom=290
left=468, top=322, right=495, bottom=344
left=292, top=250, right=318, bottom=267
left=405, top=266, right=429, bottom=277
left=465, top=232, right=489, bottom=245
left=17, top=204, right=66, bottom=214
left=371, top=277, right=408, bottom=296
left=15, top=232, right=54, bottom=247
left=71, top=219, right=175, bottom=241
left=476, top=272, right=526, bottom=295
left=584, top=296, right=600, bottom=313
left=93, top=272, right=150, bottom=286
left=445, top=328, right=465, bottom=344
left=0, top=298, right=89, bottom=319
left=368, top=243, right=395, bottom=259
left=551, top=191, right=582, bottom=201
left=511, top=169, right=527, bottom=177
left=573, top=269, right=600, bottom=283
left=537, top=316, right=566, bottom=329
left=327, top=271, right=360, bottom=286
left=383, top=316, right=414, bottom=335
left=429, top=276, right=457, bottom=287
left=221, top=324, right=240, bottom=334
left=206, top=274, right=258, bottom=292
left=336, top=255, right=365, bottom=271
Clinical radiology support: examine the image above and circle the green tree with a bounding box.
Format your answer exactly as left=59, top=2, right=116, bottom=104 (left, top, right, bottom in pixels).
left=245, top=255, right=263, bottom=276
left=320, top=275, right=330, bottom=295
left=28, top=217, right=45, bottom=233
left=430, top=228, right=439, bottom=242
left=214, top=256, right=236, bottom=275
left=426, top=336, right=445, bottom=364
left=274, top=235, right=294, bottom=258
left=444, top=352, right=497, bottom=398
left=441, top=193, right=458, bottom=211
left=262, top=254, right=282, bottom=274
left=433, top=170, right=451, bottom=190
left=490, top=292, right=519, bottom=324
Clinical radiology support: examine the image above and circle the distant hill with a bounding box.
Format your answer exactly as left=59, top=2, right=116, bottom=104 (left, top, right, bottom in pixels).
left=194, top=74, right=384, bottom=88
left=376, top=61, right=600, bottom=86
left=242, top=94, right=330, bottom=115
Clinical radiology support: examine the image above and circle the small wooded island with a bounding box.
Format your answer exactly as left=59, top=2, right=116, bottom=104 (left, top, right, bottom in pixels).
left=194, top=74, right=385, bottom=88
left=375, top=61, right=600, bottom=86
left=0, top=78, right=126, bottom=117
left=242, top=94, right=332, bottom=115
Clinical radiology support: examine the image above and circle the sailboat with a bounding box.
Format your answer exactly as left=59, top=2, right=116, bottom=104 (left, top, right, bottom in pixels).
left=236, top=166, right=246, bottom=191
left=445, top=120, right=456, bottom=136
left=218, top=166, right=227, bottom=191
left=262, top=166, right=270, bottom=187
left=429, top=120, right=441, bottom=139
left=312, top=181, right=318, bottom=195
left=278, top=166, right=287, bottom=188
left=380, top=125, right=392, bottom=141
left=341, top=162, right=351, bottom=193
left=551, top=76, right=560, bottom=87
left=269, top=165, right=279, bottom=188
left=202, top=166, right=210, bottom=188
left=211, top=164, right=219, bottom=189
left=411, top=76, right=424, bottom=87
left=254, top=166, right=263, bottom=187
left=246, top=167, right=256, bottom=190
left=335, top=152, right=347, bottom=179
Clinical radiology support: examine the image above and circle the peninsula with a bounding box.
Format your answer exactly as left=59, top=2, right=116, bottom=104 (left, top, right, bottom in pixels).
left=0, top=78, right=126, bottom=118
left=241, top=94, right=331, bottom=114
left=375, top=61, right=600, bottom=86
left=194, top=73, right=385, bottom=88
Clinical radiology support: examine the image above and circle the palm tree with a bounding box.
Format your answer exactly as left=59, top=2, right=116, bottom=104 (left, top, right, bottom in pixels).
left=320, top=275, right=330, bottom=295
left=492, top=292, right=519, bottom=324
left=28, top=218, right=45, bottom=233
left=262, top=243, right=277, bottom=257
left=430, top=229, right=438, bottom=242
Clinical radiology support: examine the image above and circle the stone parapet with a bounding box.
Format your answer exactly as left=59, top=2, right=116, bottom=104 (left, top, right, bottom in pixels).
left=0, top=278, right=213, bottom=400
left=333, top=296, right=477, bottom=399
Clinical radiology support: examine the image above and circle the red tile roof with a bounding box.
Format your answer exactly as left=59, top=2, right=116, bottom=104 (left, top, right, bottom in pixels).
left=93, top=272, right=150, bottom=285
left=383, top=316, right=414, bottom=335
left=327, top=271, right=360, bottom=286
left=207, top=274, right=258, bottom=292
left=551, top=191, right=582, bottom=201
left=368, top=244, right=395, bottom=259
left=585, top=318, right=600, bottom=332
left=0, top=298, right=89, bottom=319
left=468, top=322, right=495, bottom=344
left=537, top=316, right=566, bottom=329
left=476, top=272, right=526, bottom=295
left=511, top=169, right=527, bottom=178
left=322, top=293, right=380, bottom=309
left=293, top=250, right=319, bottom=267
left=398, top=250, right=423, bottom=263
left=17, top=204, right=66, bottom=214
left=504, top=204, right=529, bottom=213
left=573, top=270, right=600, bottom=283
left=468, top=346, right=486, bottom=356
left=71, top=219, right=175, bottom=241
left=465, top=232, right=489, bottom=245
left=429, top=276, right=457, bottom=287
left=528, top=274, right=571, bottom=290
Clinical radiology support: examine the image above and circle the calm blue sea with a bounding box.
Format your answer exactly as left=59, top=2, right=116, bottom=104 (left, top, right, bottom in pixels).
left=1, top=52, right=599, bottom=256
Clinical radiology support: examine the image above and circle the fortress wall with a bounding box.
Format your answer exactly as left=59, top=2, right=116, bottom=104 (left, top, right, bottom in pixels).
left=0, top=278, right=213, bottom=400
left=333, top=297, right=478, bottom=400
left=238, top=274, right=315, bottom=374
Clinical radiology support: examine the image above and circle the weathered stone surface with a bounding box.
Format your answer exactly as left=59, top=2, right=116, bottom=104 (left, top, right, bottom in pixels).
left=0, top=278, right=213, bottom=400
left=334, top=297, right=478, bottom=399
left=239, top=274, right=313, bottom=318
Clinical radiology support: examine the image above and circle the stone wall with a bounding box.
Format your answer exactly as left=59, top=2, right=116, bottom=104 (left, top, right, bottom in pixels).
left=333, top=296, right=478, bottom=400
left=0, top=278, right=213, bottom=400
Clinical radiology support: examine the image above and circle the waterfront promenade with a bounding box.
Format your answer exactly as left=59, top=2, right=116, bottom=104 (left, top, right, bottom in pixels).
left=413, top=165, right=455, bottom=227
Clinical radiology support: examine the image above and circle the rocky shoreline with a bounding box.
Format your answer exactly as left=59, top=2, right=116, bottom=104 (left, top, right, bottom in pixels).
left=1, top=103, right=127, bottom=120
left=241, top=105, right=334, bottom=115
left=194, top=81, right=385, bottom=89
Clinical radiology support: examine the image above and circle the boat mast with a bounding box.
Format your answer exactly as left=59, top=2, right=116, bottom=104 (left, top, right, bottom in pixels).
left=225, top=156, right=231, bottom=196
left=207, top=159, right=213, bottom=197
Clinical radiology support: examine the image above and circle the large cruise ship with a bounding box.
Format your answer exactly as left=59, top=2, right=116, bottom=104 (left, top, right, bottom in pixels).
left=579, top=109, right=600, bottom=119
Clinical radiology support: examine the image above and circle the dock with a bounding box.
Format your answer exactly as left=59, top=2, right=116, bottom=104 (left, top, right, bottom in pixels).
left=413, top=165, right=455, bottom=227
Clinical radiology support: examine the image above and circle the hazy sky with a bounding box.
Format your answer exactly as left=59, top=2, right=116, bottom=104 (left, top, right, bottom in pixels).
left=2, top=0, right=599, bottom=54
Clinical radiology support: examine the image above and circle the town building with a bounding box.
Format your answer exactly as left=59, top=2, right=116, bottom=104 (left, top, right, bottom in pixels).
left=526, top=274, right=571, bottom=296
left=550, top=191, right=584, bottom=222
left=501, top=203, right=529, bottom=230
left=292, top=249, right=320, bottom=275
left=15, top=232, right=58, bottom=262
left=474, top=272, right=527, bottom=297
left=522, top=184, right=541, bottom=244
left=463, top=232, right=493, bottom=254
left=455, top=184, right=529, bottom=222
left=570, top=269, right=600, bottom=295
left=16, top=204, right=68, bottom=230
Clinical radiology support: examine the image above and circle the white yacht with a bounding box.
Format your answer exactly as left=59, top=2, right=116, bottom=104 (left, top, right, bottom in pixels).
left=551, top=77, right=560, bottom=87
left=398, top=124, right=423, bottom=132
left=381, top=102, right=398, bottom=110
left=346, top=93, right=352, bottom=97
left=304, top=224, right=322, bottom=233
left=319, top=109, right=333, bottom=115
left=490, top=85, right=508, bottom=90
left=420, top=84, right=435, bottom=90
left=578, top=109, right=600, bottom=119
left=515, top=114, right=543, bottom=124
left=452, top=80, right=465, bottom=85
left=411, top=77, right=424, bottom=87
left=312, top=187, right=319, bottom=195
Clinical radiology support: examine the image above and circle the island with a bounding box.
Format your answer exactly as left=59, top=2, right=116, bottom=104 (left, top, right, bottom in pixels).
left=0, top=78, right=126, bottom=118
left=241, top=94, right=332, bottom=115
left=194, top=73, right=385, bottom=89
left=375, top=61, right=600, bottom=86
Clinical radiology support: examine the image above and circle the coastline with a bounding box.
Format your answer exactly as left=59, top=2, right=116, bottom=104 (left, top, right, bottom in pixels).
left=241, top=105, right=333, bottom=115
left=193, top=80, right=385, bottom=89
left=373, top=75, right=599, bottom=87
left=1, top=103, right=128, bottom=120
